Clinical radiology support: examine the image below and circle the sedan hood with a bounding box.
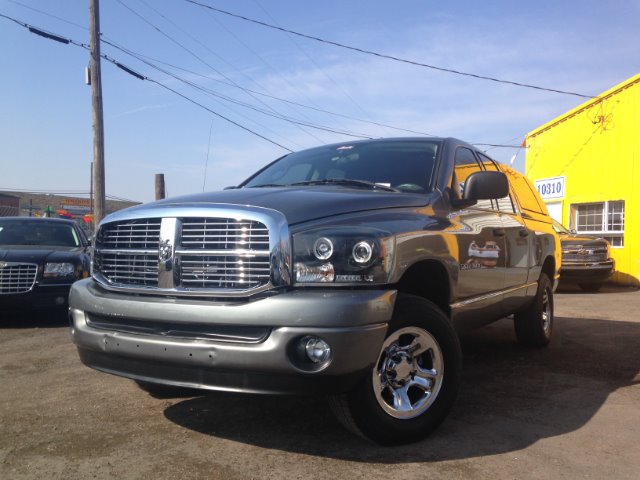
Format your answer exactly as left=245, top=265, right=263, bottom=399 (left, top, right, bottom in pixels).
left=118, top=187, right=433, bottom=225
left=0, top=246, right=83, bottom=264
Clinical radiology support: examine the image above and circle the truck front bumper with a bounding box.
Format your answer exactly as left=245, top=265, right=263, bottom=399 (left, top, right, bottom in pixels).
left=559, top=259, right=615, bottom=284
left=69, top=279, right=395, bottom=394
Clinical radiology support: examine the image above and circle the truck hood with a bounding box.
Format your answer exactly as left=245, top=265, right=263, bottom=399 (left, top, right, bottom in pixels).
left=558, top=234, right=608, bottom=249
left=118, top=187, right=434, bottom=225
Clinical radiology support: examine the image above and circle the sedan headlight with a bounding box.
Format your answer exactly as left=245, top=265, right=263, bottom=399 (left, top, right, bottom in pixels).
left=44, top=262, right=75, bottom=277
left=292, top=227, right=395, bottom=285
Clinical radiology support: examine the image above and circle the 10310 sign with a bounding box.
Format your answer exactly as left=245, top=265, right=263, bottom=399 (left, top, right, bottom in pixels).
left=534, top=176, right=565, bottom=200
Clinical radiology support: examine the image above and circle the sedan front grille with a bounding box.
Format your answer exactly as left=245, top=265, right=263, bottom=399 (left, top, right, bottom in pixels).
left=0, top=262, right=38, bottom=294
left=93, top=215, right=274, bottom=295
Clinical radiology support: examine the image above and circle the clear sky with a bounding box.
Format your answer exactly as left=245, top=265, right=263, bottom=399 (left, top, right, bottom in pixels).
left=1, top=0, right=639, bottom=203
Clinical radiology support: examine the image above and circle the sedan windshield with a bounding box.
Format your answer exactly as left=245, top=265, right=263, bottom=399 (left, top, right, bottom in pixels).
left=0, top=220, right=80, bottom=247
left=243, top=140, right=440, bottom=193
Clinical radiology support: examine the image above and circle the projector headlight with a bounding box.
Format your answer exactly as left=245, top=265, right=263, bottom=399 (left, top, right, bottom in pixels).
left=292, top=227, right=395, bottom=285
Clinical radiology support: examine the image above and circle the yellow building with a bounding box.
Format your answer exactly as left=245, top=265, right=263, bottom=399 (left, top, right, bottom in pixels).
left=525, top=73, right=640, bottom=286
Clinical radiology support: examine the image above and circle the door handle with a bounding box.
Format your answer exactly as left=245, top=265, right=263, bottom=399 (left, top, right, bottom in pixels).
left=493, top=228, right=505, bottom=237
left=518, top=229, right=529, bottom=237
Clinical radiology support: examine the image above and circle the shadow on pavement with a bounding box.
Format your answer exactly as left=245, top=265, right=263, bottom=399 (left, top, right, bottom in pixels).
left=163, top=315, right=640, bottom=462
left=557, top=283, right=638, bottom=295
left=0, top=308, right=69, bottom=328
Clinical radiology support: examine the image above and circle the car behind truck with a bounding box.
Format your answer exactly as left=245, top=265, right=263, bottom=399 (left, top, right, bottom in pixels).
left=69, top=137, right=560, bottom=445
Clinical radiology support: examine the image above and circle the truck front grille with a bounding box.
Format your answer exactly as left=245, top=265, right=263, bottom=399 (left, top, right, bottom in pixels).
left=562, top=246, right=608, bottom=263
left=93, top=215, right=273, bottom=294
left=0, top=262, right=38, bottom=294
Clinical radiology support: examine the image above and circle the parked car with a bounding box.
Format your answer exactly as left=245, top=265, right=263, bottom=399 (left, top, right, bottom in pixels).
left=0, top=217, right=91, bottom=311
left=69, top=137, right=560, bottom=445
left=552, top=219, right=614, bottom=292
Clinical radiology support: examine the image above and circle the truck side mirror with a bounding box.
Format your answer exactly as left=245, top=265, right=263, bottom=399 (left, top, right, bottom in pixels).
left=463, top=171, right=509, bottom=200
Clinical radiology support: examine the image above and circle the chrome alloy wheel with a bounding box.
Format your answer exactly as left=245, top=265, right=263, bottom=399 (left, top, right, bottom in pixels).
left=372, top=326, right=444, bottom=419
left=541, top=287, right=552, bottom=334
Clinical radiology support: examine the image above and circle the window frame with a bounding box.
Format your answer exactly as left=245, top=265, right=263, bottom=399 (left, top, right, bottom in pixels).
left=571, top=200, right=625, bottom=248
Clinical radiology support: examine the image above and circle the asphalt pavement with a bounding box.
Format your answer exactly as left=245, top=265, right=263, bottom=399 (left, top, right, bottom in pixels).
left=1, top=285, right=639, bottom=479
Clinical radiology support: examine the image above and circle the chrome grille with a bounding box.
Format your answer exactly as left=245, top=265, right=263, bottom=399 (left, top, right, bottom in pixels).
left=96, top=253, right=158, bottom=286
left=180, top=255, right=271, bottom=289
left=181, top=218, right=269, bottom=251
left=100, top=218, right=161, bottom=250
left=94, top=215, right=273, bottom=294
left=0, top=263, right=38, bottom=294
left=562, top=246, right=608, bottom=263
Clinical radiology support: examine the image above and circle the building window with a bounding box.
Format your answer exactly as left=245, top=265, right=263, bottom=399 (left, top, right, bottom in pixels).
left=572, top=200, right=625, bottom=247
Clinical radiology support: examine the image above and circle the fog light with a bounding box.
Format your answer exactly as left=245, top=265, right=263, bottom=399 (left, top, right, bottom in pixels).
left=303, top=336, right=332, bottom=364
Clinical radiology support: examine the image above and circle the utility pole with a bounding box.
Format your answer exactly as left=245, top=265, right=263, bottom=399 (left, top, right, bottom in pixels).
left=155, top=174, right=166, bottom=200
left=89, top=0, right=105, bottom=228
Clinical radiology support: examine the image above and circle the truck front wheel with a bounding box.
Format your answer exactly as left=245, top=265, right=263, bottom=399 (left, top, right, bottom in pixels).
left=329, top=294, right=461, bottom=445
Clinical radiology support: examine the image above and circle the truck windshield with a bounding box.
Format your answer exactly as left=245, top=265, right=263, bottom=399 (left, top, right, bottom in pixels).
left=243, top=140, right=440, bottom=193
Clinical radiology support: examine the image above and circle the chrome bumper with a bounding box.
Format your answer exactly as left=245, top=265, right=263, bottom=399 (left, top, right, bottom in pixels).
left=69, top=279, right=395, bottom=394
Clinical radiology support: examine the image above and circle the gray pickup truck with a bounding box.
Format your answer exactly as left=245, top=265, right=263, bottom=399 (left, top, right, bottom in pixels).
left=69, top=137, right=560, bottom=445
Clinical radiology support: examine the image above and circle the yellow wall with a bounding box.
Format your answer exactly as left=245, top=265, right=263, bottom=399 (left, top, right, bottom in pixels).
left=525, top=74, right=640, bottom=285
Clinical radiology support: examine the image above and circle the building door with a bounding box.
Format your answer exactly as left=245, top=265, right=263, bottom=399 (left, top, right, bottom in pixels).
left=546, top=201, right=563, bottom=223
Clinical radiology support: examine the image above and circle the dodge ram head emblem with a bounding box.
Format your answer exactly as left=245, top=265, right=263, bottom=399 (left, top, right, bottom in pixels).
left=159, top=239, right=173, bottom=264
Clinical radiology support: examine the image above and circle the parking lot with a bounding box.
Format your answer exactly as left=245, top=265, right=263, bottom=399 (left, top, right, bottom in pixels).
left=1, top=286, right=639, bottom=480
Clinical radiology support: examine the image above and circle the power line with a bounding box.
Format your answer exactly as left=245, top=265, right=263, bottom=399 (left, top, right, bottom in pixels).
left=7, top=0, right=87, bottom=31
left=103, top=42, right=436, bottom=137
left=101, top=38, right=375, bottom=139
left=251, top=0, right=375, bottom=124
left=183, top=1, right=329, bottom=129
left=5, top=1, right=437, bottom=137
left=183, top=0, right=595, bottom=99
left=0, top=12, right=294, bottom=151
left=114, top=0, right=323, bottom=145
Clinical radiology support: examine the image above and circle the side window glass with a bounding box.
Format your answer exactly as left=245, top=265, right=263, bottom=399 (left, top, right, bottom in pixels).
left=477, top=153, right=517, bottom=214
left=504, top=169, right=545, bottom=214
left=453, top=147, right=482, bottom=199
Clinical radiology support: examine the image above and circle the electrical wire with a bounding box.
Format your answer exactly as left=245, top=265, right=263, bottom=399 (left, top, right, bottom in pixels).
left=0, top=12, right=294, bottom=151
left=115, top=0, right=324, bottom=145
left=251, top=0, right=375, bottom=123
left=102, top=43, right=437, bottom=137
left=4, top=1, right=437, bottom=137
left=183, top=0, right=595, bottom=99
left=101, top=38, right=375, bottom=139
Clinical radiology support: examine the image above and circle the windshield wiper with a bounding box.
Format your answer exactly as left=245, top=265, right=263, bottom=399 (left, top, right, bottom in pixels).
left=246, top=183, right=285, bottom=188
left=289, top=179, right=398, bottom=192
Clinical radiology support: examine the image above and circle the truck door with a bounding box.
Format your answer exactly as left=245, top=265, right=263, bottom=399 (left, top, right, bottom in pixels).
left=450, top=147, right=506, bottom=326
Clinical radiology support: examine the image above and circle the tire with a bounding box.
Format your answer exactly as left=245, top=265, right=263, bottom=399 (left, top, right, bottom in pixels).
left=329, top=294, right=462, bottom=445
left=578, top=282, right=602, bottom=292
left=514, top=274, right=554, bottom=347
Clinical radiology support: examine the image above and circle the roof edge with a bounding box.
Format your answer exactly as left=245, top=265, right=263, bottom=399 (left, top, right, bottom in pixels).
left=527, top=73, right=640, bottom=139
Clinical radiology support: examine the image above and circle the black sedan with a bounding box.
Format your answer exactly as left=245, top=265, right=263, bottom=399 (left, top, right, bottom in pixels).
left=0, top=217, right=91, bottom=312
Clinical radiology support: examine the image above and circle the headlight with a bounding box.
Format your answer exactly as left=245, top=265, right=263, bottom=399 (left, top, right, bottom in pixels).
left=292, top=227, right=395, bottom=285
left=44, top=262, right=75, bottom=277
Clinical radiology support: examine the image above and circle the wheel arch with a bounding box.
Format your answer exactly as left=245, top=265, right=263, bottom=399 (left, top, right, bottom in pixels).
left=541, top=255, right=556, bottom=283
left=395, top=260, right=452, bottom=318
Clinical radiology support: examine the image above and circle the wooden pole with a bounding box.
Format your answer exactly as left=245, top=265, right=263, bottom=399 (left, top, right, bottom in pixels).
left=89, top=0, right=105, bottom=227
left=155, top=174, right=166, bottom=200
